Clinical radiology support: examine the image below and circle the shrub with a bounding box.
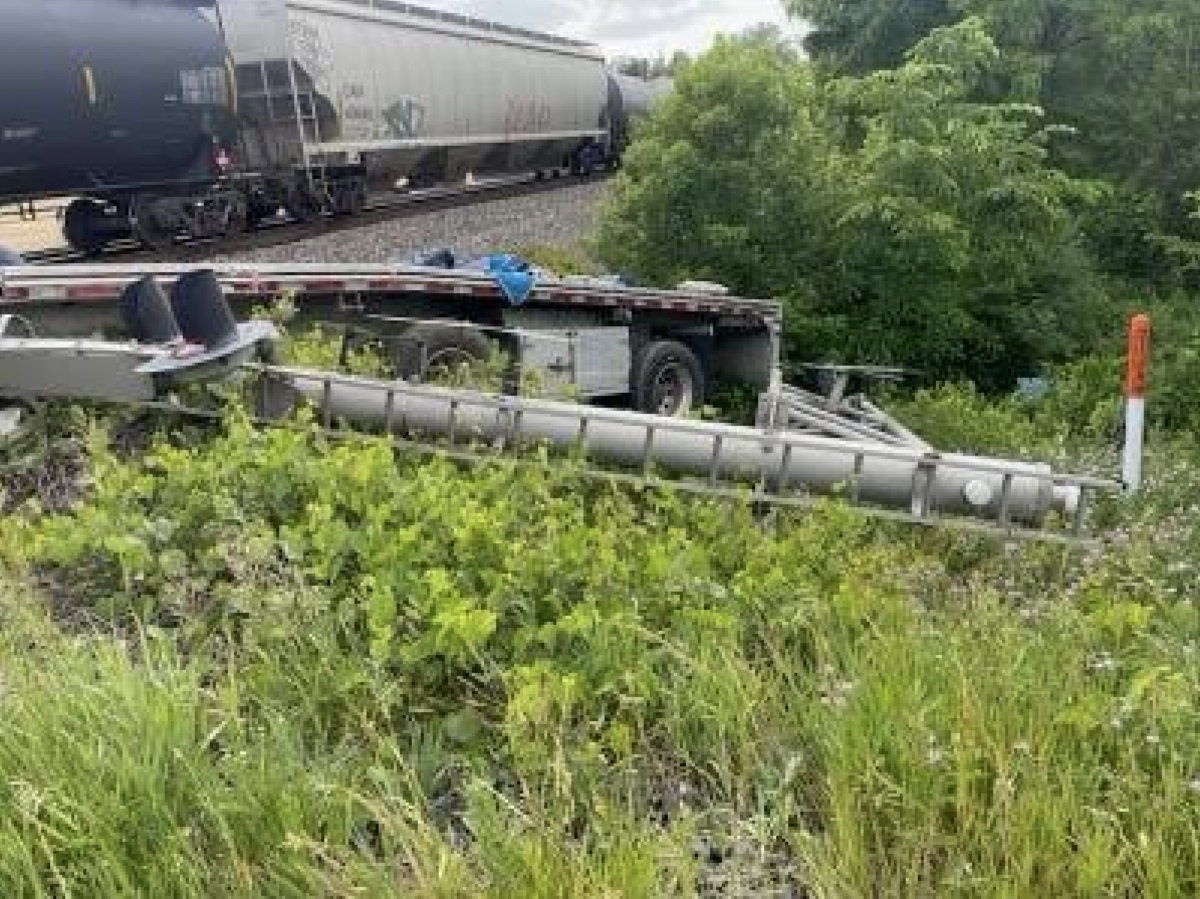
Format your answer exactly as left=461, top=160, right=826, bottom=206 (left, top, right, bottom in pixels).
left=598, top=21, right=1108, bottom=390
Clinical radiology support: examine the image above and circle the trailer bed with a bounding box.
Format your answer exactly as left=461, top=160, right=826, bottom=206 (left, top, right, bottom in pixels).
left=0, top=263, right=782, bottom=324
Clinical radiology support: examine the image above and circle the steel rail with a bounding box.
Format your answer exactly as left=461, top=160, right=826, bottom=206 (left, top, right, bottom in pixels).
left=13, top=171, right=608, bottom=266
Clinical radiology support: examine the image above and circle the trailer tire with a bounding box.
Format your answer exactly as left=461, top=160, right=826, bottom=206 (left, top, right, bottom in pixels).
left=392, top=323, right=492, bottom=384
left=633, top=340, right=705, bottom=417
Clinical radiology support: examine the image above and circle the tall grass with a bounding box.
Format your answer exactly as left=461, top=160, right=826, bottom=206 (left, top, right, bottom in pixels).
left=0, top=394, right=1196, bottom=895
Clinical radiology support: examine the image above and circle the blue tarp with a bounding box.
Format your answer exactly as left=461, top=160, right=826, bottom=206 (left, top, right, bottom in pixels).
left=482, top=253, right=536, bottom=306
left=406, top=248, right=537, bottom=305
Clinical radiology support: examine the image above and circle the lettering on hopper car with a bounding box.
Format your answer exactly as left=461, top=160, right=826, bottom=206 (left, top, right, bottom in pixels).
left=340, top=81, right=375, bottom=128
left=343, top=105, right=375, bottom=123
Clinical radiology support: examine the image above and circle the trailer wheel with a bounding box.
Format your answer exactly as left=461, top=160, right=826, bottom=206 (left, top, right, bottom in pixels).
left=392, top=324, right=493, bottom=385
left=633, top=340, right=705, bottom=417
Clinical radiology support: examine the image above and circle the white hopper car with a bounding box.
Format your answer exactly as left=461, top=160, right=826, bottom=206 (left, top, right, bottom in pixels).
left=219, top=0, right=625, bottom=206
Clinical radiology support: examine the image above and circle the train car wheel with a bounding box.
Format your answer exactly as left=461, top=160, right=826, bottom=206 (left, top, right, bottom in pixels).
left=331, top=179, right=367, bottom=216
left=285, top=188, right=323, bottom=224
left=347, top=179, right=367, bottom=215
left=223, top=194, right=250, bottom=236
left=63, top=199, right=111, bottom=256
left=131, top=195, right=177, bottom=251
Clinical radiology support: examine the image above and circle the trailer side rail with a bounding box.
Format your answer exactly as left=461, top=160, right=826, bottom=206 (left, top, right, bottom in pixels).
left=0, top=264, right=782, bottom=324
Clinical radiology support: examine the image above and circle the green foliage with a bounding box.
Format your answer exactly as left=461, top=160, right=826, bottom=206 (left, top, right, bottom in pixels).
left=1035, top=295, right=1200, bottom=438
left=0, top=584, right=690, bottom=897
left=1034, top=353, right=1123, bottom=441
left=599, top=22, right=1106, bottom=389
left=283, top=324, right=393, bottom=378
left=598, top=36, right=818, bottom=298
left=509, top=244, right=602, bottom=278
left=614, top=52, right=684, bottom=79
left=791, top=0, right=1200, bottom=273
left=252, top=295, right=393, bottom=378
left=792, top=0, right=956, bottom=73
left=885, top=382, right=1043, bottom=456
left=884, top=292, right=1200, bottom=453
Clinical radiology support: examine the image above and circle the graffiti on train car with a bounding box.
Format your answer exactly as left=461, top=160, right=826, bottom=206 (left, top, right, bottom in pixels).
left=504, top=99, right=552, bottom=135
left=383, top=97, right=427, bottom=140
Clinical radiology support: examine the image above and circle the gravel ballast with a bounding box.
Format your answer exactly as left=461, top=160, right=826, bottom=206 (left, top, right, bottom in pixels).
left=208, top=180, right=608, bottom=266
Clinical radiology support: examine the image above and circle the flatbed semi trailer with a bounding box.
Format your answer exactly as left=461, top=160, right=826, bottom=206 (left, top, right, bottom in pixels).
left=0, top=261, right=781, bottom=416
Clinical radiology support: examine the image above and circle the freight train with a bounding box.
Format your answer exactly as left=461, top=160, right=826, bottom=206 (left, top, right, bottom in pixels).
left=0, top=0, right=670, bottom=254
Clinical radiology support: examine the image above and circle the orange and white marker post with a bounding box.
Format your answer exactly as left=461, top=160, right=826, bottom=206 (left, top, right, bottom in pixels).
left=1122, top=313, right=1151, bottom=493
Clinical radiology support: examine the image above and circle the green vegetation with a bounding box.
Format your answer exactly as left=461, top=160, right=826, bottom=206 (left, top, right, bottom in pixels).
left=599, top=21, right=1110, bottom=390
left=0, top=293, right=1196, bottom=895
left=0, top=390, right=1195, bottom=894
left=4, top=6, right=1200, bottom=895
left=598, top=9, right=1200, bottom=394
left=790, top=0, right=1200, bottom=257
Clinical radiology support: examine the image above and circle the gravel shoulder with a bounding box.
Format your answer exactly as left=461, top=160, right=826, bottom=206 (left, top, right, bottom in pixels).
left=209, top=181, right=608, bottom=265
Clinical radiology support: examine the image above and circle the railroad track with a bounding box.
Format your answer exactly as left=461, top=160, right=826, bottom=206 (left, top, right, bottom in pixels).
left=18, top=171, right=608, bottom=266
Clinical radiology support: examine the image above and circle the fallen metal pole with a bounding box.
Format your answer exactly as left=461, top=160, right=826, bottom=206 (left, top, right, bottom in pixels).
left=0, top=328, right=1118, bottom=539
left=274, top=366, right=1097, bottom=527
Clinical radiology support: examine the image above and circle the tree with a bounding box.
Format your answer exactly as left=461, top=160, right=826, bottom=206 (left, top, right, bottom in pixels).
left=614, top=54, right=673, bottom=79
left=668, top=50, right=692, bottom=75
left=790, top=0, right=1200, bottom=271
left=598, top=36, right=826, bottom=299
left=599, top=20, right=1106, bottom=389
left=794, top=0, right=955, bottom=73
left=734, top=22, right=801, bottom=57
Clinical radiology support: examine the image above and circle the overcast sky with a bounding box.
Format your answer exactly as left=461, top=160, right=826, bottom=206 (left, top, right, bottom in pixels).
left=435, top=1, right=799, bottom=59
